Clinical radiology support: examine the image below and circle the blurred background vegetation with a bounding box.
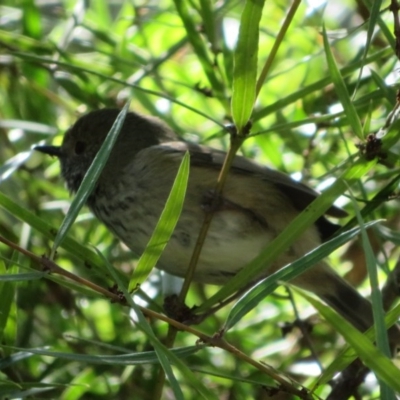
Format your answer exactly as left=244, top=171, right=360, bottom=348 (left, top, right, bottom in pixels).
left=1, top=0, right=400, bottom=399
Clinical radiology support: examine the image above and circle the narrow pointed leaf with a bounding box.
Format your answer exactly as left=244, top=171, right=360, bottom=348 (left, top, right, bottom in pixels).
left=129, top=153, right=189, bottom=291
left=51, top=103, right=130, bottom=256
left=231, top=0, right=265, bottom=131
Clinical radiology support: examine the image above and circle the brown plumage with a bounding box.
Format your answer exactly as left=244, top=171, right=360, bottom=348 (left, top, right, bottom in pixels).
left=35, top=108, right=400, bottom=342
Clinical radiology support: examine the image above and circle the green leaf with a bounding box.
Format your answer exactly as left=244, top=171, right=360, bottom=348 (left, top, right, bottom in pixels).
left=322, top=26, right=364, bottom=139
left=197, top=157, right=375, bottom=312
left=22, top=0, right=42, bottom=39
left=350, top=193, right=391, bottom=354
left=312, top=301, right=400, bottom=388
left=0, top=191, right=106, bottom=270
left=231, top=0, right=265, bottom=131
left=51, top=103, right=130, bottom=256
left=0, top=152, right=32, bottom=183
left=223, top=222, right=379, bottom=331
left=0, top=254, right=18, bottom=347
left=1, top=345, right=204, bottom=365
left=128, top=152, right=189, bottom=291
left=97, top=250, right=217, bottom=400
left=349, top=188, right=393, bottom=397
left=253, top=47, right=393, bottom=121
left=173, top=0, right=225, bottom=99
left=0, top=350, right=35, bottom=369
left=0, top=272, right=46, bottom=281
left=199, top=0, right=217, bottom=53
left=297, top=289, right=400, bottom=394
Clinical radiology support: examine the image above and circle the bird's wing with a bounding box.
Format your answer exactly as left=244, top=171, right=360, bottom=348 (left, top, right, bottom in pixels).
left=161, top=141, right=346, bottom=219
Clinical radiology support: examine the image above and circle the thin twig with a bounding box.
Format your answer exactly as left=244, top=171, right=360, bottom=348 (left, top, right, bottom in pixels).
left=0, top=235, right=210, bottom=335
left=155, top=2, right=303, bottom=396
left=177, top=135, right=245, bottom=303
left=255, top=0, right=302, bottom=98
left=286, top=288, right=324, bottom=372
left=153, top=134, right=246, bottom=399
left=1, top=235, right=312, bottom=399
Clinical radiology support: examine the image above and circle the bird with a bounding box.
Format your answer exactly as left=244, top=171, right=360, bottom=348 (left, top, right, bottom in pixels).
left=35, top=108, right=399, bottom=341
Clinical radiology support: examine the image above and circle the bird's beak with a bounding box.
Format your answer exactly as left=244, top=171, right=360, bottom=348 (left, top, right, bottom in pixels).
left=34, top=145, right=63, bottom=157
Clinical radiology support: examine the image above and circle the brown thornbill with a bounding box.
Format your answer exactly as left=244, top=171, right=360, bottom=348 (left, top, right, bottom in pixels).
left=35, top=108, right=400, bottom=344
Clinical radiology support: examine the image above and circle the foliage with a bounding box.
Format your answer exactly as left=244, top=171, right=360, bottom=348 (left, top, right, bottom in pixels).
left=1, top=0, right=400, bottom=399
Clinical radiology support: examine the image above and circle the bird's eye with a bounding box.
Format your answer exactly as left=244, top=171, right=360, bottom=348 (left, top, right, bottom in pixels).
left=74, top=141, right=86, bottom=155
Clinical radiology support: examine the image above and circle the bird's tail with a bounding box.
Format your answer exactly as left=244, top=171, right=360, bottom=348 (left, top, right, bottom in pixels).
left=294, top=262, right=400, bottom=347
